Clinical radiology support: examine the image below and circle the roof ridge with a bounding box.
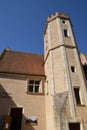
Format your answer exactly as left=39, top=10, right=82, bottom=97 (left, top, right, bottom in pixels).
left=7, top=49, right=44, bottom=56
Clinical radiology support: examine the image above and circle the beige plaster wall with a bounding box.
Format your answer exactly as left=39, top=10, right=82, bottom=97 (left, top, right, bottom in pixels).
left=0, top=75, right=46, bottom=130
left=52, top=48, right=66, bottom=93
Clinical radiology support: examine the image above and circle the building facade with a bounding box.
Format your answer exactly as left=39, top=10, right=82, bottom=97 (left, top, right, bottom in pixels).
left=0, top=12, right=87, bottom=130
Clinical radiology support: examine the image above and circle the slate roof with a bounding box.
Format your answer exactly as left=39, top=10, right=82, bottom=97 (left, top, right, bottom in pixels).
left=0, top=49, right=45, bottom=76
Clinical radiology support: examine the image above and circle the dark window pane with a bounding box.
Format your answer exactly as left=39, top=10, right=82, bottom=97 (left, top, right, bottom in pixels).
left=29, top=80, right=34, bottom=84
left=74, top=88, right=81, bottom=105
left=35, top=86, right=39, bottom=92
left=29, top=85, right=33, bottom=92
left=35, top=81, right=40, bottom=84
left=64, top=29, right=68, bottom=37
left=69, top=123, right=80, bottom=130
left=71, top=66, right=75, bottom=72
left=83, top=64, right=87, bottom=80
left=62, top=20, right=65, bottom=24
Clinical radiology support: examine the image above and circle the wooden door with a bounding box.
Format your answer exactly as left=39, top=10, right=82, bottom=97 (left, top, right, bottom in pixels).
left=10, top=108, right=22, bottom=130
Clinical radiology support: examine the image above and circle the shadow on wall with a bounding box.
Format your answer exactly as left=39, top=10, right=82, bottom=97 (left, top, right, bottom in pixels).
left=0, top=84, right=35, bottom=130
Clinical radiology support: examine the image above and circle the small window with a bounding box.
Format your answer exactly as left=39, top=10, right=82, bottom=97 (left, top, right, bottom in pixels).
left=71, top=66, right=76, bottom=73
left=64, top=29, right=69, bottom=37
left=28, top=80, right=40, bottom=93
left=83, top=63, right=87, bottom=80
left=62, top=20, right=65, bottom=24
left=69, top=123, right=80, bottom=130
left=74, top=88, right=81, bottom=105
left=29, top=85, right=33, bottom=92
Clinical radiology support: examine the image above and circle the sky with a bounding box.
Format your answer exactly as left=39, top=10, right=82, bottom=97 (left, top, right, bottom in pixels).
left=0, top=0, right=87, bottom=54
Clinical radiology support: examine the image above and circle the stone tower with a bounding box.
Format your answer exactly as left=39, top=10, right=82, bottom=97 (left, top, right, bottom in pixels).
left=44, top=12, right=87, bottom=130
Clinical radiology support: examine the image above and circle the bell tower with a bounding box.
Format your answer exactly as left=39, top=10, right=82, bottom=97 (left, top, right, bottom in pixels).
left=44, top=12, right=87, bottom=130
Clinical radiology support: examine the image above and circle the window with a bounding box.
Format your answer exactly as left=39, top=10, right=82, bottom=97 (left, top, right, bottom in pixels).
left=28, top=80, right=40, bottom=93
left=83, top=63, right=87, bottom=80
left=69, top=123, right=80, bottom=130
left=74, top=88, right=81, bottom=105
left=71, top=66, right=76, bottom=73
left=62, top=20, right=65, bottom=24
left=64, top=29, right=69, bottom=37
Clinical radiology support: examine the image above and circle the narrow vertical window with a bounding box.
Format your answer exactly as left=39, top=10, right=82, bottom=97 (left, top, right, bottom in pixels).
left=35, top=81, right=39, bottom=92
left=71, top=66, right=76, bottom=73
left=64, top=29, right=69, bottom=37
left=83, top=63, right=87, bottom=80
left=74, top=88, right=81, bottom=105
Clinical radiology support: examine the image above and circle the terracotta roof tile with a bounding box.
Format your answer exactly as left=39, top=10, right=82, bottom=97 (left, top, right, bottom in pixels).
left=0, top=49, right=45, bottom=76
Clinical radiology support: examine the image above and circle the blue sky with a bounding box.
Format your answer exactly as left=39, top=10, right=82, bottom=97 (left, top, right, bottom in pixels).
left=0, top=0, right=87, bottom=54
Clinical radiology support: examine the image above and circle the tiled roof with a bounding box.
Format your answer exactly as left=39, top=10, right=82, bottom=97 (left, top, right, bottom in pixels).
left=0, top=49, right=45, bottom=76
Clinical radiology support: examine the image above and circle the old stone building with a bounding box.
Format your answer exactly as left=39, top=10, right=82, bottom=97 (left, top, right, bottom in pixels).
left=0, top=12, right=87, bottom=130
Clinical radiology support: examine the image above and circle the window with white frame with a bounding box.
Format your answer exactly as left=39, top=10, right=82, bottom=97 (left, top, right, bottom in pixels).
left=27, top=80, right=42, bottom=93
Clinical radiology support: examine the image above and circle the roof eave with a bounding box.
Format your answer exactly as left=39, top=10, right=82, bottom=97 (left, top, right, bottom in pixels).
left=0, top=71, right=46, bottom=77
